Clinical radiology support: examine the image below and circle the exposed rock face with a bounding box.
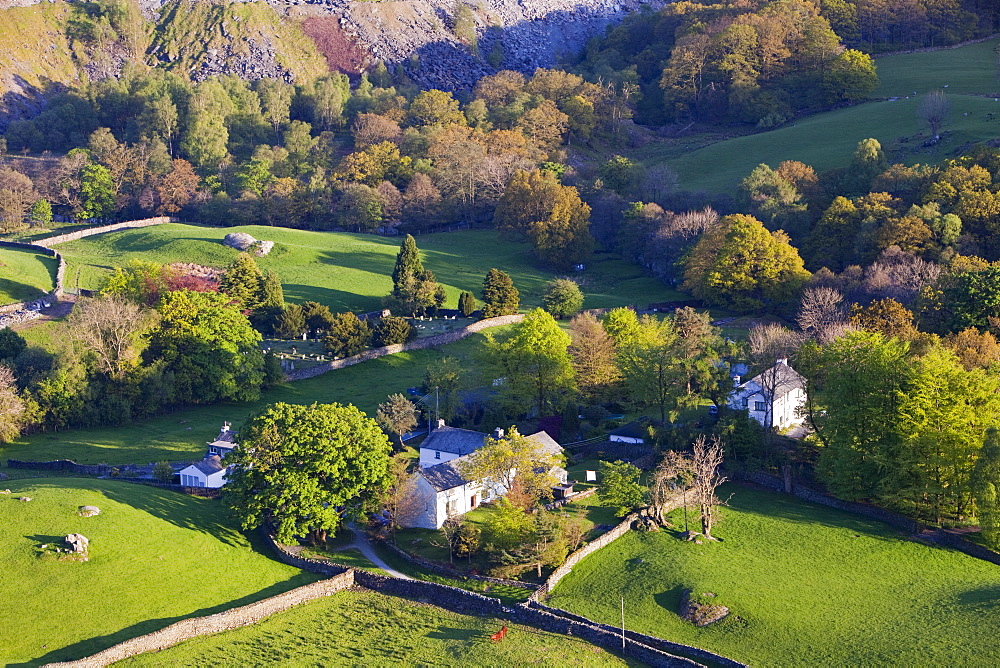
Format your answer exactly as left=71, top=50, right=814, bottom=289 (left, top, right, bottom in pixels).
left=314, top=0, right=667, bottom=90
left=2, top=0, right=665, bottom=91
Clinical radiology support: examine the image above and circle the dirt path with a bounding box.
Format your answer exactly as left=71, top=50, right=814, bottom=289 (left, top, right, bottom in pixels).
left=10, top=294, right=76, bottom=332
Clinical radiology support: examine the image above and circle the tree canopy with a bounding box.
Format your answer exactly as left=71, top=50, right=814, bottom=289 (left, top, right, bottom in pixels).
left=224, top=402, right=393, bottom=544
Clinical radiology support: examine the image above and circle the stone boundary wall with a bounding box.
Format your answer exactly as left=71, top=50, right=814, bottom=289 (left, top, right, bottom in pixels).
left=379, top=538, right=541, bottom=590
left=931, top=530, right=1000, bottom=567
left=730, top=470, right=919, bottom=532
left=285, top=313, right=525, bottom=381
left=42, top=571, right=357, bottom=668
left=733, top=470, right=1000, bottom=568
left=7, top=458, right=116, bottom=476
left=32, top=216, right=176, bottom=248
left=532, top=487, right=691, bottom=601
left=544, top=485, right=598, bottom=510
left=0, top=239, right=64, bottom=312
left=526, top=600, right=746, bottom=668
left=352, top=570, right=702, bottom=668
left=872, top=32, right=1000, bottom=59
left=259, top=526, right=353, bottom=577
left=0, top=216, right=175, bottom=312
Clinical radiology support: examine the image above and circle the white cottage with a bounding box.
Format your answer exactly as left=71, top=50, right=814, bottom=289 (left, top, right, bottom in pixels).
left=178, top=455, right=228, bottom=488
left=406, top=424, right=567, bottom=529
left=728, top=359, right=806, bottom=430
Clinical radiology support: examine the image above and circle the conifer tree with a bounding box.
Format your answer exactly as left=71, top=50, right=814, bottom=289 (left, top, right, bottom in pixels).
left=391, top=234, right=424, bottom=301
left=220, top=253, right=265, bottom=309
left=459, top=291, right=476, bottom=317
left=481, top=268, right=519, bottom=318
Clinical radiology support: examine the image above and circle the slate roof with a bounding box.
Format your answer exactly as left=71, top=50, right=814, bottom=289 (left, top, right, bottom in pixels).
left=609, top=421, right=649, bottom=440
left=525, top=430, right=564, bottom=457
left=419, top=456, right=471, bottom=492
left=188, top=455, right=225, bottom=476
left=744, top=361, right=806, bottom=396
left=420, top=426, right=488, bottom=456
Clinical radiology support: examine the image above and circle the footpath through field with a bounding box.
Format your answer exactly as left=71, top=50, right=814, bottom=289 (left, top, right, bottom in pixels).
left=344, top=524, right=412, bottom=579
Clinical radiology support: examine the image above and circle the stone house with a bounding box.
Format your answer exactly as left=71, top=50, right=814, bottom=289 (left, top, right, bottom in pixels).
left=405, top=422, right=567, bottom=529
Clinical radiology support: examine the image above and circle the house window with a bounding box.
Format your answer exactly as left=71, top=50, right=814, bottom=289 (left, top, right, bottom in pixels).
left=741, top=397, right=749, bottom=409
left=754, top=401, right=767, bottom=412
left=434, top=451, right=440, bottom=459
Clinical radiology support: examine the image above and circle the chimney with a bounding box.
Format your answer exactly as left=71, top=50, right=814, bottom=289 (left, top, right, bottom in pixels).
left=493, top=427, right=505, bottom=440
left=733, top=375, right=741, bottom=388
left=776, top=358, right=788, bottom=366
left=221, top=422, right=230, bottom=433
left=436, top=418, right=446, bottom=429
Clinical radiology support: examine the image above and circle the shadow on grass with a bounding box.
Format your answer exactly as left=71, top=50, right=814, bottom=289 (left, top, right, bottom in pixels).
left=956, top=587, right=1000, bottom=609
left=426, top=626, right=481, bottom=641
left=720, top=485, right=906, bottom=542
left=653, top=585, right=687, bottom=614
left=99, top=483, right=246, bottom=548
left=9, top=573, right=318, bottom=667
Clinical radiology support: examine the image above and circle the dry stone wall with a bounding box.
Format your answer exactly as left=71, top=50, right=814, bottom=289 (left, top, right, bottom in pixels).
left=32, top=216, right=176, bottom=248
left=42, top=571, right=357, bottom=668
left=286, top=313, right=524, bottom=381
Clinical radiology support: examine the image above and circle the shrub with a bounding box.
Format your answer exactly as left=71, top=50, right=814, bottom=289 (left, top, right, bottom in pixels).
left=542, top=278, right=584, bottom=318
left=323, top=312, right=373, bottom=358
left=373, top=316, right=414, bottom=347
left=153, top=461, right=175, bottom=483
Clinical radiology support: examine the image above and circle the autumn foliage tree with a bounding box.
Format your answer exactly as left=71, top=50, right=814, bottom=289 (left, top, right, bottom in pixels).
left=683, top=213, right=811, bottom=311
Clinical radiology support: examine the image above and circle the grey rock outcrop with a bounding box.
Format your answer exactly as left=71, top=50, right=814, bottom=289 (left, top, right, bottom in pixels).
left=64, top=533, right=89, bottom=555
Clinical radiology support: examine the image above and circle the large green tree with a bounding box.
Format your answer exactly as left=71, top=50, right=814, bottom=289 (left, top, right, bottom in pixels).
left=389, top=234, right=442, bottom=316
left=147, top=290, right=265, bottom=404
left=223, top=402, right=392, bottom=544
left=973, top=429, right=1000, bottom=550
left=483, top=308, right=574, bottom=416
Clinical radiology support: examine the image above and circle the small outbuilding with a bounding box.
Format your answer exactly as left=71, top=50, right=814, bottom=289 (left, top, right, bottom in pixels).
left=178, top=456, right=227, bottom=488
left=609, top=421, right=648, bottom=444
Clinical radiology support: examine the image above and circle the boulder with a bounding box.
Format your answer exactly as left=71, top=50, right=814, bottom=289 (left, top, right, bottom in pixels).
left=64, top=533, right=89, bottom=555
left=79, top=505, right=101, bottom=517
left=223, top=232, right=274, bottom=256
left=679, top=590, right=729, bottom=627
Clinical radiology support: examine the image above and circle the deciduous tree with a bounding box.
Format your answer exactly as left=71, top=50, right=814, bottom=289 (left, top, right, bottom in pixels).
left=597, top=460, right=646, bottom=517
left=224, top=402, right=392, bottom=545
left=377, top=393, right=419, bottom=449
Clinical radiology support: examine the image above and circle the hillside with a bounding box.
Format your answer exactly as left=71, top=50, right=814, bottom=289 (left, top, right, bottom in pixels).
left=641, top=37, right=1000, bottom=193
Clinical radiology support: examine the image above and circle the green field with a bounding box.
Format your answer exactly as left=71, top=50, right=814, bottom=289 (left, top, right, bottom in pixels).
left=0, top=246, right=57, bottom=305
left=54, top=224, right=683, bottom=313
left=548, top=484, right=1000, bottom=666
left=117, top=588, right=630, bottom=667
left=0, top=478, right=317, bottom=666
left=643, top=38, right=1000, bottom=193
left=2, top=332, right=493, bottom=465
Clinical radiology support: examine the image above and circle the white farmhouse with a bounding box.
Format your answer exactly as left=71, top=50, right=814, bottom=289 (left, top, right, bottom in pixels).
left=728, top=359, right=806, bottom=430
left=178, top=455, right=228, bottom=488
left=406, top=423, right=567, bottom=529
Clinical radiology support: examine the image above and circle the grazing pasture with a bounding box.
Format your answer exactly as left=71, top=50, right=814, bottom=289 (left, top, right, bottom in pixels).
left=549, top=484, right=1000, bottom=666
left=642, top=37, right=1000, bottom=193
left=0, top=478, right=316, bottom=666
left=116, top=588, right=630, bottom=667
left=0, top=246, right=57, bottom=305
left=54, top=224, right=683, bottom=313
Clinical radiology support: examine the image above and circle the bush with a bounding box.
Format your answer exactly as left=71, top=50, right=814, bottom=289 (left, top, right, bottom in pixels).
left=542, top=278, right=584, bottom=319
left=323, top=312, right=373, bottom=358
left=459, top=291, right=476, bottom=317
left=152, top=461, right=175, bottom=483
left=373, top=316, right=414, bottom=347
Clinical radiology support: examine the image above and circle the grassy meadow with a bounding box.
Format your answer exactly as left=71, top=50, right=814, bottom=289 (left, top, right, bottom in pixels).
left=54, top=224, right=683, bottom=313
left=116, top=588, right=631, bottom=667
left=0, top=246, right=58, bottom=305
left=0, top=478, right=317, bottom=666
left=642, top=37, right=1000, bottom=193
left=548, top=484, right=1000, bottom=666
